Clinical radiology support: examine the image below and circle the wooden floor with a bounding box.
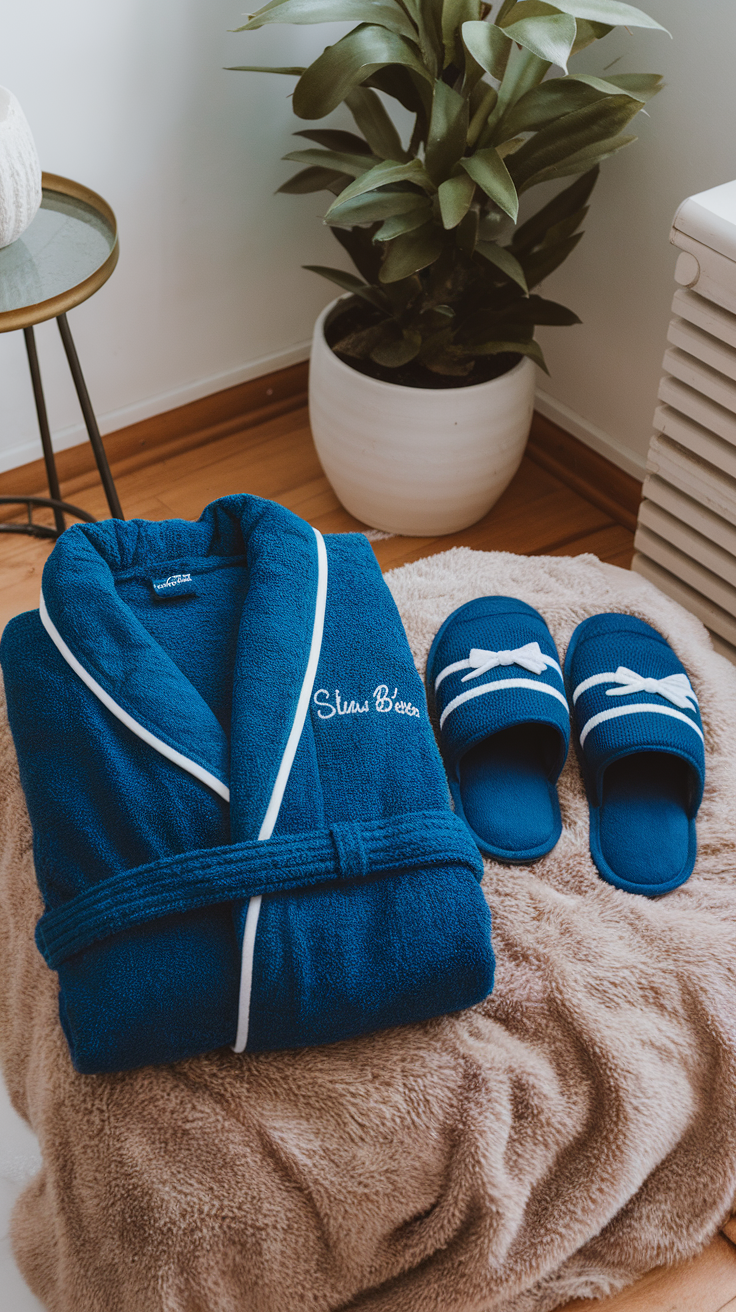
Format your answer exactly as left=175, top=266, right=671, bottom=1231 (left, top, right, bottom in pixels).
left=0, top=400, right=635, bottom=629
left=1, top=403, right=735, bottom=1310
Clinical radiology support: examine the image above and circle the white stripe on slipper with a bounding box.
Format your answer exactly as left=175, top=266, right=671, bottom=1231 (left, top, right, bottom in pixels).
left=578, top=703, right=704, bottom=749
left=439, top=678, right=569, bottom=730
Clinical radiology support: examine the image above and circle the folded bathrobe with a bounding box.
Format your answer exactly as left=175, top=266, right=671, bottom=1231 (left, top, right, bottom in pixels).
left=0, top=496, right=493, bottom=1073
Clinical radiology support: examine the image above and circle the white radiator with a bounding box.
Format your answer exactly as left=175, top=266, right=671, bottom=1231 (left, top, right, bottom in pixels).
left=632, top=179, right=736, bottom=664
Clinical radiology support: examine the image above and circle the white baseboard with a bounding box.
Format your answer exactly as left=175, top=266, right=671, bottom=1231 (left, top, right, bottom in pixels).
left=534, top=389, right=647, bottom=481
left=0, top=340, right=312, bottom=477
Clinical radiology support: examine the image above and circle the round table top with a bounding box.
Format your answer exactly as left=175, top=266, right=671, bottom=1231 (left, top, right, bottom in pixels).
left=0, top=173, right=118, bottom=333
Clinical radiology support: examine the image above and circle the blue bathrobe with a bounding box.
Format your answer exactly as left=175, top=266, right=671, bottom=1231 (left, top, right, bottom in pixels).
left=0, top=496, right=494, bottom=1073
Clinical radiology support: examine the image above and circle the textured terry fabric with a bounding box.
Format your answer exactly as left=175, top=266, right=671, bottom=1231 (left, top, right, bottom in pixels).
left=2, top=549, right=736, bottom=1312
left=429, top=596, right=569, bottom=780
left=567, top=613, right=705, bottom=808
left=0, top=496, right=492, bottom=1072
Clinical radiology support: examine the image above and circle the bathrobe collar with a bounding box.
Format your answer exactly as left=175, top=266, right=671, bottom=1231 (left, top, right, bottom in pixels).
left=40, top=496, right=323, bottom=817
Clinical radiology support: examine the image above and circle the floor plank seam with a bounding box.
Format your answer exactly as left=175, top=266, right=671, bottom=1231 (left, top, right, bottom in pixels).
left=530, top=527, right=613, bottom=556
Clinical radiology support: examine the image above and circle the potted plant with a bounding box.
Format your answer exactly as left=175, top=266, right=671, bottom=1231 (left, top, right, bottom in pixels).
left=232, top=0, right=666, bottom=535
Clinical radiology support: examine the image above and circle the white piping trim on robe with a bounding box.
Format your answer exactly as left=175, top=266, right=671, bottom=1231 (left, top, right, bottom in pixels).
left=41, top=525, right=329, bottom=1055
left=39, top=590, right=230, bottom=801
left=438, top=677, right=569, bottom=730
left=233, top=526, right=328, bottom=1053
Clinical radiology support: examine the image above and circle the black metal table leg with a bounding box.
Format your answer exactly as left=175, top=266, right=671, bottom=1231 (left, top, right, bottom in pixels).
left=57, top=313, right=124, bottom=521
left=0, top=319, right=121, bottom=540
left=0, top=495, right=96, bottom=539
left=23, top=326, right=66, bottom=536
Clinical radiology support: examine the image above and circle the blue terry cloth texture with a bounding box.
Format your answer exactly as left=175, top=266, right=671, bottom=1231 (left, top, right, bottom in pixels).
left=426, top=597, right=570, bottom=863
left=0, top=495, right=494, bottom=1073
left=564, top=613, right=705, bottom=896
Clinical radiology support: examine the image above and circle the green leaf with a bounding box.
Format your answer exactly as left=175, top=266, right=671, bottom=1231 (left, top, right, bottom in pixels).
left=506, top=93, right=642, bottom=189
left=364, top=66, right=432, bottom=122
left=379, top=222, right=444, bottom=281
left=497, top=0, right=550, bottom=17
left=441, top=0, right=481, bottom=68
left=542, top=205, right=588, bottom=243
left=374, top=203, right=434, bottom=239
left=294, top=129, right=373, bottom=154
left=548, top=0, right=669, bottom=32
left=511, top=166, right=598, bottom=252
left=496, top=0, right=518, bottom=21
left=569, top=18, right=611, bottom=52
left=461, top=21, right=512, bottom=80
left=370, top=326, right=422, bottom=365
left=456, top=206, right=479, bottom=253
left=426, top=81, right=469, bottom=186
left=482, top=47, right=551, bottom=143
left=521, top=294, right=580, bottom=325
left=381, top=274, right=424, bottom=312
left=462, top=44, right=489, bottom=97
left=302, top=265, right=387, bottom=307
left=476, top=241, right=528, bottom=290
left=425, top=356, right=476, bottom=377
left=520, top=231, right=583, bottom=286
left=521, top=131, right=635, bottom=188
left=346, top=87, right=409, bottom=160
left=497, top=73, right=641, bottom=138
left=413, top=0, right=445, bottom=77
left=603, top=73, right=664, bottom=102
left=460, top=148, right=518, bottom=220
left=463, top=295, right=580, bottom=330
left=458, top=306, right=531, bottom=340
left=569, top=73, right=646, bottom=98
left=236, top=0, right=418, bottom=40
left=293, top=26, right=432, bottom=120
left=471, top=337, right=549, bottom=371
left=277, top=166, right=350, bottom=193
left=283, top=148, right=376, bottom=177
left=500, top=5, right=577, bottom=74
left=438, top=171, right=476, bottom=228
left=417, top=326, right=466, bottom=372
left=331, top=224, right=383, bottom=282
left=225, top=65, right=306, bottom=74
left=325, top=158, right=434, bottom=217
left=497, top=135, right=525, bottom=159
left=333, top=321, right=392, bottom=358
left=325, top=188, right=431, bottom=224
left=466, top=81, right=498, bottom=142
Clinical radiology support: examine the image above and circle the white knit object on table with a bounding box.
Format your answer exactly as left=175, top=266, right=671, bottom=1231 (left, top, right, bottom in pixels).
left=0, top=88, right=42, bottom=250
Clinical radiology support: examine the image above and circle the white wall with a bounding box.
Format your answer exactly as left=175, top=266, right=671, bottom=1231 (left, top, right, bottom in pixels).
left=0, top=0, right=733, bottom=478
left=0, top=1, right=345, bottom=472
left=534, top=0, right=736, bottom=476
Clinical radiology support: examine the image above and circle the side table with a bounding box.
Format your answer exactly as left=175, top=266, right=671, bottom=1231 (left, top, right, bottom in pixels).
left=0, top=172, right=124, bottom=538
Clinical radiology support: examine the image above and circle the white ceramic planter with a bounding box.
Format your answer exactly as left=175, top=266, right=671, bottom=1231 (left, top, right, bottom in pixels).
left=0, top=87, right=42, bottom=250
left=309, top=298, right=536, bottom=536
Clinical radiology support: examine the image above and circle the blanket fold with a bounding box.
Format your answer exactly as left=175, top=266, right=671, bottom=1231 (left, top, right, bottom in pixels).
left=0, top=495, right=494, bottom=1073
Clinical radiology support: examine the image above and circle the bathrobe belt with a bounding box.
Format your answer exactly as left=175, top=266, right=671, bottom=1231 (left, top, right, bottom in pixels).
left=35, top=810, right=482, bottom=970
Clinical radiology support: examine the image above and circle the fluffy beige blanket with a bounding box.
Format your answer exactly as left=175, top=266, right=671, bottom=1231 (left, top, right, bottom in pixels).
left=1, top=548, right=736, bottom=1312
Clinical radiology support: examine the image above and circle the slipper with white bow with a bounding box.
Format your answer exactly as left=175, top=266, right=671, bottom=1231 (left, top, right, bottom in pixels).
left=564, top=614, right=705, bottom=896
left=426, top=597, right=570, bottom=863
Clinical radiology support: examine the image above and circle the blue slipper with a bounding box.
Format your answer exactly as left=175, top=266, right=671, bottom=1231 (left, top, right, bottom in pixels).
left=564, top=614, right=705, bottom=896
left=426, top=597, right=570, bottom=863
